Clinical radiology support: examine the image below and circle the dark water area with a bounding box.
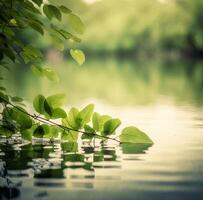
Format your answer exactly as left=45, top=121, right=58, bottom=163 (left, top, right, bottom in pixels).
left=1, top=57, right=203, bottom=199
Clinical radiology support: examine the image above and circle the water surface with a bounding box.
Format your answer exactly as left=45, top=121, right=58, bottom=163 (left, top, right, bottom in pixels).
left=1, top=58, right=203, bottom=199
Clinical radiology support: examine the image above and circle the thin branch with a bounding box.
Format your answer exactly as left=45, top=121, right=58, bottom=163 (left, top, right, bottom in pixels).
left=0, top=98, right=121, bottom=143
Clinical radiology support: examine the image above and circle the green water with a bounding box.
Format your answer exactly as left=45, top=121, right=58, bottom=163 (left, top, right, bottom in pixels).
left=1, top=57, right=203, bottom=200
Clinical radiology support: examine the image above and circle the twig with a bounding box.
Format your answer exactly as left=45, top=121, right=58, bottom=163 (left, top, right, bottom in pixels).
left=0, top=98, right=121, bottom=143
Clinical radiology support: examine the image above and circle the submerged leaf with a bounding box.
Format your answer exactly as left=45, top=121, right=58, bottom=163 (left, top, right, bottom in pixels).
left=119, top=126, right=153, bottom=144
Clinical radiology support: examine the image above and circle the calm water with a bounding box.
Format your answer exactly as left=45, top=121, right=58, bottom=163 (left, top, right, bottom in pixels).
left=1, top=58, right=203, bottom=199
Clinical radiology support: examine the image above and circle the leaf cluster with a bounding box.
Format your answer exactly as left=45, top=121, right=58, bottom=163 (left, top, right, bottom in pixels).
left=0, top=93, right=153, bottom=145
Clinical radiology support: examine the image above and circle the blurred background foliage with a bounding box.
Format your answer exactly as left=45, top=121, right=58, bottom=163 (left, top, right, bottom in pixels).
left=29, top=0, right=203, bottom=56
left=1, top=0, right=203, bottom=107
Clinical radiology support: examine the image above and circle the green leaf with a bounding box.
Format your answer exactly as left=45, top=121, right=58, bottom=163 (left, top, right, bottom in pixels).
left=61, top=130, right=78, bottom=142
left=58, top=29, right=81, bottom=42
left=59, top=5, right=72, bottom=14
left=31, top=0, right=43, bottom=6
left=24, top=1, right=41, bottom=14
left=33, top=94, right=46, bottom=114
left=0, top=92, right=9, bottom=103
left=21, top=124, right=37, bottom=141
left=82, top=125, right=95, bottom=140
left=49, top=126, right=61, bottom=138
left=43, top=4, right=62, bottom=21
left=103, top=118, right=121, bottom=135
left=70, top=49, right=85, bottom=66
left=51, top=108, right=67, bottom=119
left=119, top=126, right=153, bottom=144
left=51, top=36, right=64, bottom=51
left=0, top=127, right=14, bottom=138
left=62, top=107, right=80, bottom=129
left=68, top=13, right=85, bottom=34
left=11, top=96, right=23, bottom=102
left=43, top=68, right=59, bottom=82
left=44, top=99, right=53, bottom=117
left=92, top=112, right=111, bottom=132
left=31, top=65, right=44, bottom=76
left=33, top=124, right=50, bottom=138
left=46, top=93, right=66, bottom=108
left=28, top=20, right=44, bottom=35
left=4, top=107, right=33, bottom=130
left=31, top=66, right=59, bottom=82
left=78, top=104, right=94, bottom=127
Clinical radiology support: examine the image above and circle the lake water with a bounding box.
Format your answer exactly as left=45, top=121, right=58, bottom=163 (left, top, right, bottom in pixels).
left=1, top=57, right=203, bottom=199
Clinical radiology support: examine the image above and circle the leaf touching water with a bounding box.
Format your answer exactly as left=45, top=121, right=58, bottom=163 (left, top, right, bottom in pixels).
left=119, top=126, right=153, bottom=144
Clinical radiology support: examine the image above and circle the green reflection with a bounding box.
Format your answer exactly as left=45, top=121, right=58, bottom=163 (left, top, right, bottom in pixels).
left=4, top=58, right=203, bottom=107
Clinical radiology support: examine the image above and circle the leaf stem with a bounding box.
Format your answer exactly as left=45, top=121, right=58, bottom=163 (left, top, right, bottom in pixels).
left=0, top=98, right=121, bottom=143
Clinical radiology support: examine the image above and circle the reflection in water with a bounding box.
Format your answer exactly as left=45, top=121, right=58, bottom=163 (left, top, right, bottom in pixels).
left=0, top=140, right=151, bottom=198
left=0, top=58, right=203, bottom=199
left=4, top=58, right=203, bottom=106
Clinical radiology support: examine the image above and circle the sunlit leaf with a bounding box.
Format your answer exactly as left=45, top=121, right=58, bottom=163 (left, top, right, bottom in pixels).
left=70, top=49, right=85, bottom=66
left=46, top=93, right=66, bottom=108
left=102, top=118, right=121, bottom=135
left=68, top=13, right=85, bottom=34
left=43, top=68, right=59, bottom=82
left=31, top=65, right=44, bottom=76
left=61, top=130, right=78, bottom=142
left=51, top=108, right=67, bottom=119
left=92, top=112, right=111, bottom=132
left=119, top=126, right=153, bottom=144
left=78, top=104, right=94, bottom=127
left=62, top=107, right=80, bottom=129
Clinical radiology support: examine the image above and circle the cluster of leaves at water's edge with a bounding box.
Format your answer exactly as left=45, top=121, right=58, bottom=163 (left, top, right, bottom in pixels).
left=0, top=0, right=153, bottom=145
left=0, top=93, right=153, bottom=144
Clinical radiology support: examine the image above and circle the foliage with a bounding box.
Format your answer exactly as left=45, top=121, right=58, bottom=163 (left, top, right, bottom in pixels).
left=0, top=0, right=153, bottom=146
left=0, top=0, right=85, bottom=72
left=61, top=0, right=203, bottom=54
left=0, top=93, right=153, bottom=144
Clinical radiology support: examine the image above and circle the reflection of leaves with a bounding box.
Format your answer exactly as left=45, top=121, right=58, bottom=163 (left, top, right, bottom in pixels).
left=121, top=143, right=152, bottom=154
left=94, top=151, right=104, bottom=162
left=64, top=153, right=84, bottom=162
left=61, top=142, right=78, bottom=153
